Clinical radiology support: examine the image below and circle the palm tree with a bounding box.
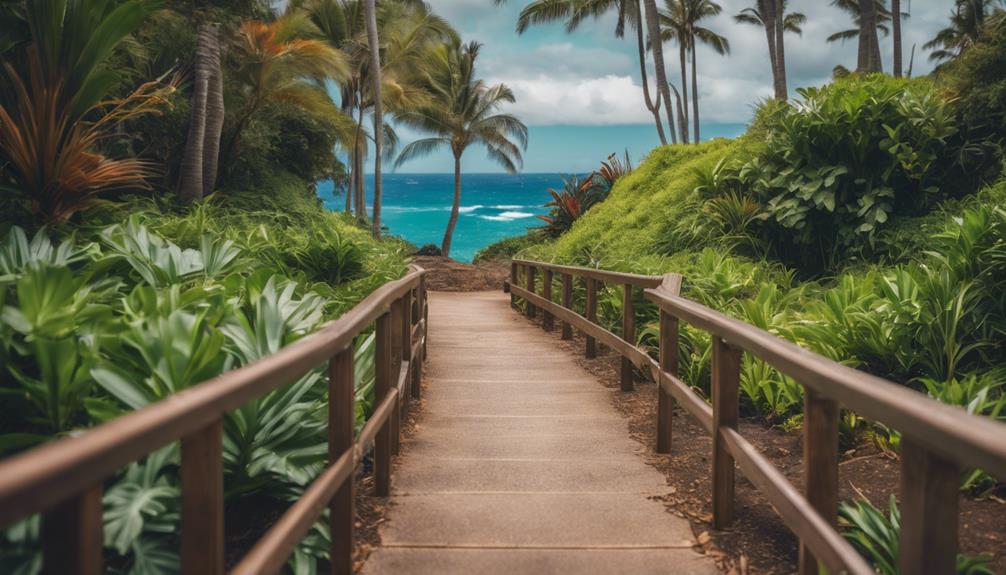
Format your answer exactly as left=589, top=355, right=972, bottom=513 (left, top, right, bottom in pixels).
left=660, top=0, right=729, bottom=143
left=643, top=0, right=678, bottom=144
left=222, top=12, right=352, bottom=179
left=301, top=0, right=454, bottom=218
left=857, top=0, right=882, bottom=72
left=827, top=0, right=891, bottom=72
left=515, top=0, right=669, bottom=145
left=179, top=23, right=224, bottom=204
left=892, top=0, right=902, bottom=76
left=735, top=0, right=805, bottom=100
left=925, top=0, right=1004, bottom=63
left=394, top=41, right=528, bottom=257
left=363, top=0, right=383, bottom=237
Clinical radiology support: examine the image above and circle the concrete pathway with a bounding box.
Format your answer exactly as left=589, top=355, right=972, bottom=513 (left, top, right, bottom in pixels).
left=362, top=291, right=718, bottom=575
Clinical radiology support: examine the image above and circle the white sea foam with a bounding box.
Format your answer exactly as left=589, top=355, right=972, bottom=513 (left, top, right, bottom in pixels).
left=457, top=205, right=484, bottom=213
left=492, top=204, right=525, bottom=209
left=479, top=211, right=536, bottom=222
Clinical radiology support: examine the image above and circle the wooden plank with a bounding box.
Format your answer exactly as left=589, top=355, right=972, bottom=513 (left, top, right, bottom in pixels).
left=512, top=258, right=663, bottom=288
left=42, top=485, right=103, bottom=575
left=712, top=337, right=741, bottom=530
left=375, top=311, right=393, bottom=497
left=420, top=274, right=428, bottom=362
left=800, top=389, right=839, bottom=575
left=330, top=347, right=355, bottom=575
left=525, top=265, right=537, bottom=319
left=181, top=419, right=225, bottom=575
left=620, top=283, right=635, bottom=391
left=542, top=269, right=554, bottom=331
left=0, top=266, right=426, bottom=529
left=585, top=278, right=597, bottom=359
left=899, top=439, right=959, bottom=575
left=643, top=287, right=1006, bottom=481
left=657, top=309, right=678, bottom=454
left=719, top=428, right=873, bottom=574
left=561, top=273, right=573, bottom=340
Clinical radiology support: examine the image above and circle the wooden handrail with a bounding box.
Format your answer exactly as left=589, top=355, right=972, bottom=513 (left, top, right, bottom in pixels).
left=509, top=259, right=1006, bottom=575
left=0, top=265, right=429, bottom=575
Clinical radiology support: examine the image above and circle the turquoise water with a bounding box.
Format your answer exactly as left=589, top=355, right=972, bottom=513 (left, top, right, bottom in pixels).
left=318, top=173, right=563, bottom=262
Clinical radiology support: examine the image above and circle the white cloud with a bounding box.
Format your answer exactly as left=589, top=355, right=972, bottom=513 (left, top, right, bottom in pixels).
left=489, top=74, right=654, bottom=125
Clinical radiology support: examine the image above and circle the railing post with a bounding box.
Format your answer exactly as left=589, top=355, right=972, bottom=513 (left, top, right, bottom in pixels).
left=410, top=288, right=422, bottom=399
left=374, top=311, right=393, bottom=497
left=400, top=290, right=412, bottom=404
left=525, top=265, right=537, bottom=319
left=542, top=269, right=554, bottom=331
left=656, top=309, right=678, bottom=454
left=561, top=273, right=573, bottom=340
left=329, top=346, right=355, bottom=575
left=42, top=486, right=103, bottom=575
left=799, top=389, right=839, bottom=575
left=509, top=262, right=517, bottom=306
left=389, top=298, right=403, bottom=456
left=712, top=336, right=741, bottom=530
left=420, top=275, right=428, bottom=362
left=899, top=439, right=959, bottom=575
left=585, top=278, right=597, bottom=359
left=620, top=283, right=635, bottom=391
left=181, top=419, right=225, bottom=575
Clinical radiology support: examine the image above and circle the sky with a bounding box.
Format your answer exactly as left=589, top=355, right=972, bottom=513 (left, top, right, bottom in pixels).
left=385, top=0, right=955, bottom=173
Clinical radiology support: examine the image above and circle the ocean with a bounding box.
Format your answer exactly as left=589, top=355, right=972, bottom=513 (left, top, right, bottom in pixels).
left=318, top=173, right=563, bottom=262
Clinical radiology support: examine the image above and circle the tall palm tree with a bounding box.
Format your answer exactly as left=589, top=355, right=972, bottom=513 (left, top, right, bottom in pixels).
left=180, top=23, right=224, bottom=204
left=827, top=0, right=891, bottom=72
left=301, top=0, right=454, bottom=218
left=222, top=12, right=352, bottom=178
left=925, top=0, right=1004, bottom=63
left=394, top=41, right=528, bottom=257
left=892, top=0, right=902, bottom=76
left=643, top=0, right=678, bottom=144
left=363, top=0, right=383, bottom=237
left=735, top=0, right=805, bottom=100
left=515, top=0, right=668, bottom=145
left=857, top=0, right=882, bottom=72
left=660, top=0, right=729, bottom=143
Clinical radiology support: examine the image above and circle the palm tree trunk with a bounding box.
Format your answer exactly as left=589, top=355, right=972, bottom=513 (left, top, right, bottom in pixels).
left=774, top=0, right=788, bottom=99
left=364, top=0, right=383, bottom=238
left=179, top=24, right=212, bottom=204
left=678, top=43, right=690, bottom=144
left=634, top=5, right=667, bottom=146
left=354, top=99, right=367, bottom=220
left=643, top=0, right=677, bottom=144
left=892, top=0, right=902, bottom=77
left=202, top=24, right=224, bottom=195
left=442, top=154, right=462, bottom=257
left=690, top=44, right=699, bottom=143
left=762, top=0, right=784, bottom=100
left=858, top=0, right=882, bottom=73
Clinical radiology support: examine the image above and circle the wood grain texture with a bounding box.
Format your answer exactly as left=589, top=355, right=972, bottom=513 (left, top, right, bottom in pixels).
left=181, top=419, right=224, bottom=575
left=561, top=273, right=573, bottom=340
left=620, top=283, right=635, bottom=391
left=800, top=390, right=839, bottom=575
left=899, top=439, right=959, bottom=575
left=42, top=485, right=103, bottom=575
left=330, top=348, right=355, bottom=575
left=711, top=337, right=741, bottom=530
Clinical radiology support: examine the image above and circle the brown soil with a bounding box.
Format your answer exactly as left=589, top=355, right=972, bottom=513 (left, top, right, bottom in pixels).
left=519, top=313, right=1006, bottom=574
left=351, top=366, right=429, bottom=572
left=412, top=256, right=509, bottom=292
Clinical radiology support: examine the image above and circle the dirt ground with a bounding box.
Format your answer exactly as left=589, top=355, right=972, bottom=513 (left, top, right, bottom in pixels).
left=412, top=256, right=509, bottom=292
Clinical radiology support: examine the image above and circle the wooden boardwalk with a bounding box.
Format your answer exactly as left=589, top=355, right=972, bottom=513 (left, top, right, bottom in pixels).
left=362, top=291, right=717, bottom=574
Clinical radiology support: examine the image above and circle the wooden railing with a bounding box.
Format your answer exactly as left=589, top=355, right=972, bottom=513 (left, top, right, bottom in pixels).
left=509, top=259, right=1006, bottom=575
left=0, top=265, right=429, bottom=575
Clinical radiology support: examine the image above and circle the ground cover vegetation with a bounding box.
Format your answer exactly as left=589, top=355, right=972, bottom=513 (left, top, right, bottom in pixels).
left=485, top=8, right=1006, bottom=571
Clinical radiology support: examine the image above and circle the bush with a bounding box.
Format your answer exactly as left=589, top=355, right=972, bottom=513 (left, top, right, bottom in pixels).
left=728, top=76, right=962, bottom=270
left=473, top=233, right=544, bottom=263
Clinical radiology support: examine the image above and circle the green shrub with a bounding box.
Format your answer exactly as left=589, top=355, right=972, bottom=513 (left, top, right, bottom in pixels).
left=729, top=76, right=961, bottom=270
left=473, top=232, right=545, bottom=263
